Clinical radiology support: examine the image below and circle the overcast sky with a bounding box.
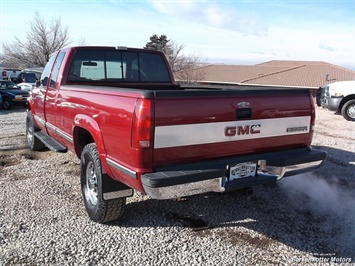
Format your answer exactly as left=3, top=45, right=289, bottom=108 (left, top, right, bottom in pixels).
left=1, top=0, right=354, bottom=70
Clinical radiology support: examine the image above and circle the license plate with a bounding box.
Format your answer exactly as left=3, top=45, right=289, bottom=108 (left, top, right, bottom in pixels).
left=229, top=162, right=257, bottom=180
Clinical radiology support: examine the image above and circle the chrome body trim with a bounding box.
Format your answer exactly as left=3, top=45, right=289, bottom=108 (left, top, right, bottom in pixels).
left=55, top=127, right=73, bottom=143
left=34, top=115, right=46, bottom=127
left=33, top=115, right=73, bottom=143
left=106, top=158, right=137, bottom=179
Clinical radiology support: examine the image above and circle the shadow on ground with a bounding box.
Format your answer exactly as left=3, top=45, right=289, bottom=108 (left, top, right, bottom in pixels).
left=112, top=146, right=355, bottom=260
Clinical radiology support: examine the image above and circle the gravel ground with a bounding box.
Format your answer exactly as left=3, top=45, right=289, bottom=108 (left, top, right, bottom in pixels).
left=0, top=107, right=354, bottom=266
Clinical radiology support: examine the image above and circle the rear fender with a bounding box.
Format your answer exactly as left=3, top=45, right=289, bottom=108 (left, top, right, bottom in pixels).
left=73, top=114, right=111, bottom=176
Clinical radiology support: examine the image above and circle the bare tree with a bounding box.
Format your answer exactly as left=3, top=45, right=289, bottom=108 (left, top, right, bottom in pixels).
left=174, top=53, right=208, bottom=84
left=76, top=37, right=87, bottom=46
left=144, top=34, right=206, bottom=83
left=166, top=40, right=185, bottom=73
left=2, top=12, right=71, bottom=68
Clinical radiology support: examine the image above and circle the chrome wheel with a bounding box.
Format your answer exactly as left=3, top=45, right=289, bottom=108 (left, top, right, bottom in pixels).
left=26, top=112, right=45, bottom=151
left=27, top=121, right=34, bottom=145
left=85, top=161, right=98, bottom=206
left=347, top=104, right=355, bottom=119
left=341, top=100, right=355, bottom=121
left=80, top=143, right=127, bottom=223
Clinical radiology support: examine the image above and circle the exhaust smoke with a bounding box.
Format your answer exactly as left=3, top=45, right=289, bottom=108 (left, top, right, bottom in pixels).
left=279, top=173, right=355, bottom=259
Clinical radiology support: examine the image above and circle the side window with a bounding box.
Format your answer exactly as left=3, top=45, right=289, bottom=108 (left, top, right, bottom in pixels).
left=139, top=53, right=171, bottom=82
left=49, top=52, right=66, bottom=87
left=40, top=54, right=57, bottom=87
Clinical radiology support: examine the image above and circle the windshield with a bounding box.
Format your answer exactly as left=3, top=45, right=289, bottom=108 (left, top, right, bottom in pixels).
left=0, top=80, right=19, bottom=90
left=22, top=73, right=37, bottom=83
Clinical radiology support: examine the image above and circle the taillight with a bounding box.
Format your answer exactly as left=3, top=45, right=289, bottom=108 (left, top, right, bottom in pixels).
left=131, top=98, right=153, bottom=149
left=2, top=71, right=6, bottom=77
left=308, top=92, right=316, bottom=147
left=309, top=92, right=315, bottom=129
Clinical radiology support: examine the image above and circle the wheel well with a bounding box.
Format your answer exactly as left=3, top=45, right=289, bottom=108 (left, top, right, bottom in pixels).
left=339, top=95, right=355, bottom=111
left=73, top=127, right=94, bottom=158
left=2, top=96, right=11, bottom=101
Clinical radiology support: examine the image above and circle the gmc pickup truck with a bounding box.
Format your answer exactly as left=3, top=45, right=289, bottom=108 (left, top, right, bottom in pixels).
left=26, top=46, right=326, bottom=223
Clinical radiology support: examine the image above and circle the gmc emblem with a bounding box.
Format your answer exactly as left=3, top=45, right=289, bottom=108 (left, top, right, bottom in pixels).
left=225, top=124, right=261, bottom=136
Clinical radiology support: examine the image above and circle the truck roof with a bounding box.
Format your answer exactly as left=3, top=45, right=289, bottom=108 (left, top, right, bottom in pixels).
left=326, top=80, right=355, bottom=87
left=59, top=46, right=161, bottom=53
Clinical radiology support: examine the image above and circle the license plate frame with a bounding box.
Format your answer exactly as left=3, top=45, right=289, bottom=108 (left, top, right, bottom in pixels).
left=229, top=162, right=257, bottom=180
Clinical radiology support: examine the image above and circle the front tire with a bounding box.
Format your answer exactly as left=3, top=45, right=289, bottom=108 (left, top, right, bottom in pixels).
left=26, top=112, right=45, bottom=150
left=2, top=98, right=12, bottom=110
left=341, top=100, right=355, bottom=121
left=80, top=143, right=126, bottom=223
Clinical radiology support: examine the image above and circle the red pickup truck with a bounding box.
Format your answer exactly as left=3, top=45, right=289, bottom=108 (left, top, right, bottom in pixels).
left=26, top=46, right=326, bottom=223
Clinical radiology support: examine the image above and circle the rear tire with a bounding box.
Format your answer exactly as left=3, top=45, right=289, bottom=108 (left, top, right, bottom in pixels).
left=80, top=143, right=126, bottom=223
left=341, top=100, right=355, bottom=121
left=26, top=112, right=45, bottom=150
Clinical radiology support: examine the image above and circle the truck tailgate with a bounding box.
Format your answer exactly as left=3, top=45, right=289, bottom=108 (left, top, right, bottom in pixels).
left=153, top=89, right=314, bottom=168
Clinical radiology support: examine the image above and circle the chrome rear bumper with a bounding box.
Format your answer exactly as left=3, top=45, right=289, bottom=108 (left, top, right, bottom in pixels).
left=142, top=148, right=326, bottom=199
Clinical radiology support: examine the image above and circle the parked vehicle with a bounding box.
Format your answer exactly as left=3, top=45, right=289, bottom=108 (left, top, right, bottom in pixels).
left=0, top=94, right=2, bottom=109
left=17, top=82, right=34, bottom=92
left=0, top=80, right=29, bottom=110
left=26, top=46, right=326, bottom=223
left=1, top=69, right=21, bottom=80
left=322, top=80, right=355, bottom=121
left=12, top=71, right=41, bottom=84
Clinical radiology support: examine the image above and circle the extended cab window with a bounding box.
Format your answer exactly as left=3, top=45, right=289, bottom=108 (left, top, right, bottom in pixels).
left=67, top=50, right=171, bottom=83
left=41, top=53, right=57, bottom=87
left=50, top=52, right=66, bottom=87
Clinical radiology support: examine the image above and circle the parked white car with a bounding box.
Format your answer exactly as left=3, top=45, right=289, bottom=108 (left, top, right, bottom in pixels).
left=17, top=82, right=34, bottom=92
left=323, top=80, right=355, bottom=121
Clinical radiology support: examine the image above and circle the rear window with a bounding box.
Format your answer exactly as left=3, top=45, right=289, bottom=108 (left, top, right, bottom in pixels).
left=22, top=73, right=37, bottom=83
left=67, top=50, right=171, bottom=83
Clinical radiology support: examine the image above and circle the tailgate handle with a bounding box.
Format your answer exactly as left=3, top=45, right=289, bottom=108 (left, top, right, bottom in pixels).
left=236, top=108, right=252, bottom=119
